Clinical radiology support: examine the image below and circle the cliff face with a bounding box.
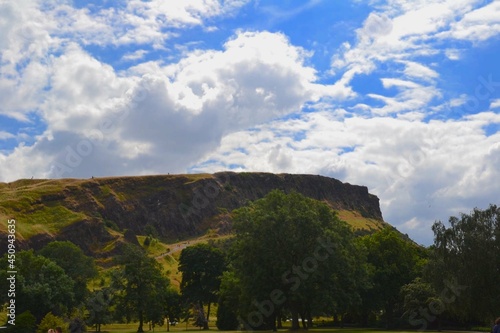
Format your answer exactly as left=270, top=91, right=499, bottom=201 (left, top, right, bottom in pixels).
left=0, top=172, right=384, bottom=256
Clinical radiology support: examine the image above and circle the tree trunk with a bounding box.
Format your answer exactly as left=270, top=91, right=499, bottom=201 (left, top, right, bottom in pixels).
left=207, top=303, right=211, bottom=327
left=199, top=301, right=209, bottom=330
left=277, top=310, right=283, bottom=329
left=291, top=310, right=300, bottom=330
left=299, top=312, right=307, bottom=329
left=385, top=303, right=394, bottom=330
left=307, top=312, right=313, bottom=328
left=137, top=310, right=144, bottom=333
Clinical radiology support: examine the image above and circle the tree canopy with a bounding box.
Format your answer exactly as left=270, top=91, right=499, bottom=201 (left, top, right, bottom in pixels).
left=231, top=189, right=365, bottom=330
left=113, top=244, right=171, bottom=333
left=179, top=243, right=226, bottom=329
left=429, top=204, right=500, bottom=323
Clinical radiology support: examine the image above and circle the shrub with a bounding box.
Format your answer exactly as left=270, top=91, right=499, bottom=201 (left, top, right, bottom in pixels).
left=8, top=310, right=36, bottom=333
left=37, top=312, right=67, bottom=333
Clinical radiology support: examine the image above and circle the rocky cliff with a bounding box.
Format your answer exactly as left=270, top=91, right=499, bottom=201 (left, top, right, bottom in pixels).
left=0, top=172, right=386, bottom=257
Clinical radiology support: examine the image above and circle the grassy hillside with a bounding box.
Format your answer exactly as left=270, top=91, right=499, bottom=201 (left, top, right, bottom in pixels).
left=0, top=173, right=388, bottom=259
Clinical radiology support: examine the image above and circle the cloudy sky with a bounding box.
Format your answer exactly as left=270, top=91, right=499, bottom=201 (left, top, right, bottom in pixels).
left=1, top=0, right=500, bottom=245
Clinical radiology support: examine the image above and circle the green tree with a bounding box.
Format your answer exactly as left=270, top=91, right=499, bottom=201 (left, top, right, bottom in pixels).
left=113, top=244, right=171, bottom=333
left=0, top=250, right=75, bottom=321
left=358, top=228, right=421, bottom=328
left=232, top=190, right=362, bottom=330
left=36, top=312, right=67, bottom=333
left=86, top=288, right=114, bottom=332
left=39, top=241, right=97, bottom=307
left=429, top=204, right=500, bottom=325
left=216, top=271, right=241, bottom=331
left=164, top=287, right=183, bottom=332
left=7, top=310, right=36, bottom=333
left=400, top=277, right=440, bottom=331
left=178, top=243, right=226, bottom=330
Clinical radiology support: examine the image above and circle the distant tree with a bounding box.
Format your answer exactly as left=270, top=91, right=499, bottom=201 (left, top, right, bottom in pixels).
left=86, top=288, right=114, bottom=332
left=429, top=204, right=500, bottom=324
left=0, top=250, right=75, bottom=321
left=112, top=244, right=170, bottom=333
left=358, top=228, right=421, bottom=328
left=68, top=316, right=86, bottom=333
left=178, top=243, right=226, bottom=330
left=39, top=241, right=97, bottom=307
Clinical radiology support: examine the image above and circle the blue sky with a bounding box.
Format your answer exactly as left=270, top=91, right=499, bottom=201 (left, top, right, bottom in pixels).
left=1, top=0, right=500, bottom=245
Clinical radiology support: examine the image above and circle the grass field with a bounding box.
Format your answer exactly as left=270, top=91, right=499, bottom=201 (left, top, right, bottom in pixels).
left=84, top=324, right=463, bottom=333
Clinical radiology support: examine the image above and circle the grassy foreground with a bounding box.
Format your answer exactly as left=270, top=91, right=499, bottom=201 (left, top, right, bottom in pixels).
left=86, top=325, right=457, bottom=333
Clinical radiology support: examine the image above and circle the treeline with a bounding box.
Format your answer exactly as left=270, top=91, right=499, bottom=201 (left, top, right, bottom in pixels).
left=1, top=190, right=499, bottom=332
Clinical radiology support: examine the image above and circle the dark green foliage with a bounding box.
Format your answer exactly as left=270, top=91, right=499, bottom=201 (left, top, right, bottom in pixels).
left=216, top=298, right=239, bottom=330
left=178, top=243, right=227, bottom=329
left=429, top=204, right=500, bottom=324
left=112, top=244, right=170, bottom=333
left=86, top=288, right=114, bottom=332
left=7, top=310, right=36, bottom=333
left=144, top=224, right=159, bottom=238
left=232, top=190, right=364, bottom=330
left=0, top=250, right=75, bottom=321
left=39, top=241, right=97, bottom=307
left=216, top=271, right=241, bottom=330
left=69, top=317, right=86, bottom=333
left=357, top=228, right=421, bottom=328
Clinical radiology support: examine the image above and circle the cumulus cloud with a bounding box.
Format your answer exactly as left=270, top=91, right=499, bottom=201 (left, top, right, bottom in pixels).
left=192, top=110, right=500, bottom=245
left=0, top=30, right=336, bottom=181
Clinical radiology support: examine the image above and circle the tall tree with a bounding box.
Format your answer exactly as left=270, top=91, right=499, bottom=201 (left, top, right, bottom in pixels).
left=0, top=250, right=75, bottom=321
left=86, top=288, right=114, bottom=332
left=178, top=243, right=226, bottom=329
left=232, top=190, right=362, bottom=330
left=113, top=244, right=170, bottom=333
left=39, top=241, right=97, bottom=306
left=429, top=204, right=500, bottom=324
left=358, top=228, right=421, bottom=328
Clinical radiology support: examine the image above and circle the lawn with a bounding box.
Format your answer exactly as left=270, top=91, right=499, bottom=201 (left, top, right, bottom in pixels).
left=87, top=325, right=450, bottom=333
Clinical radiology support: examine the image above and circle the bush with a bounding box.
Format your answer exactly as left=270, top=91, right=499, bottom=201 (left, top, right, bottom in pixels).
left=37, top=313, right=67, bottom=333
left=8, top=310, right=36, bottom=333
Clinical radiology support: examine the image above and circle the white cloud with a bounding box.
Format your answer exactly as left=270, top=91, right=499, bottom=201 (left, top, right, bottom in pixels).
left=491, top=99, right=500, bottom=109
left=0, top=30, right=334, bottom=181
left=191, top=110, right=500, bottom=245
left=401, top=61, right=439, bottom=81
left=442, top=1, right=500, bottom=42
left=0, top=132, right=15, bottom=140
left=121, top=50, right=149, bottom=62
left=445, top=48, right=461, bottom=60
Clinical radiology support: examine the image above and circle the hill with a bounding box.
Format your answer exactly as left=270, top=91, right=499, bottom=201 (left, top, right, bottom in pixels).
left=0, top=172, right=388, bottom=261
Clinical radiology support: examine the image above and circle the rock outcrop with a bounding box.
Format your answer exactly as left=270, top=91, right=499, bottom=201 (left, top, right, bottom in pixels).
left=0, top=172, right=385, bottom=257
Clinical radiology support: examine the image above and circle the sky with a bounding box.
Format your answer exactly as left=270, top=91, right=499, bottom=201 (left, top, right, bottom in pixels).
left=1, top=0, right=499, bottom=245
